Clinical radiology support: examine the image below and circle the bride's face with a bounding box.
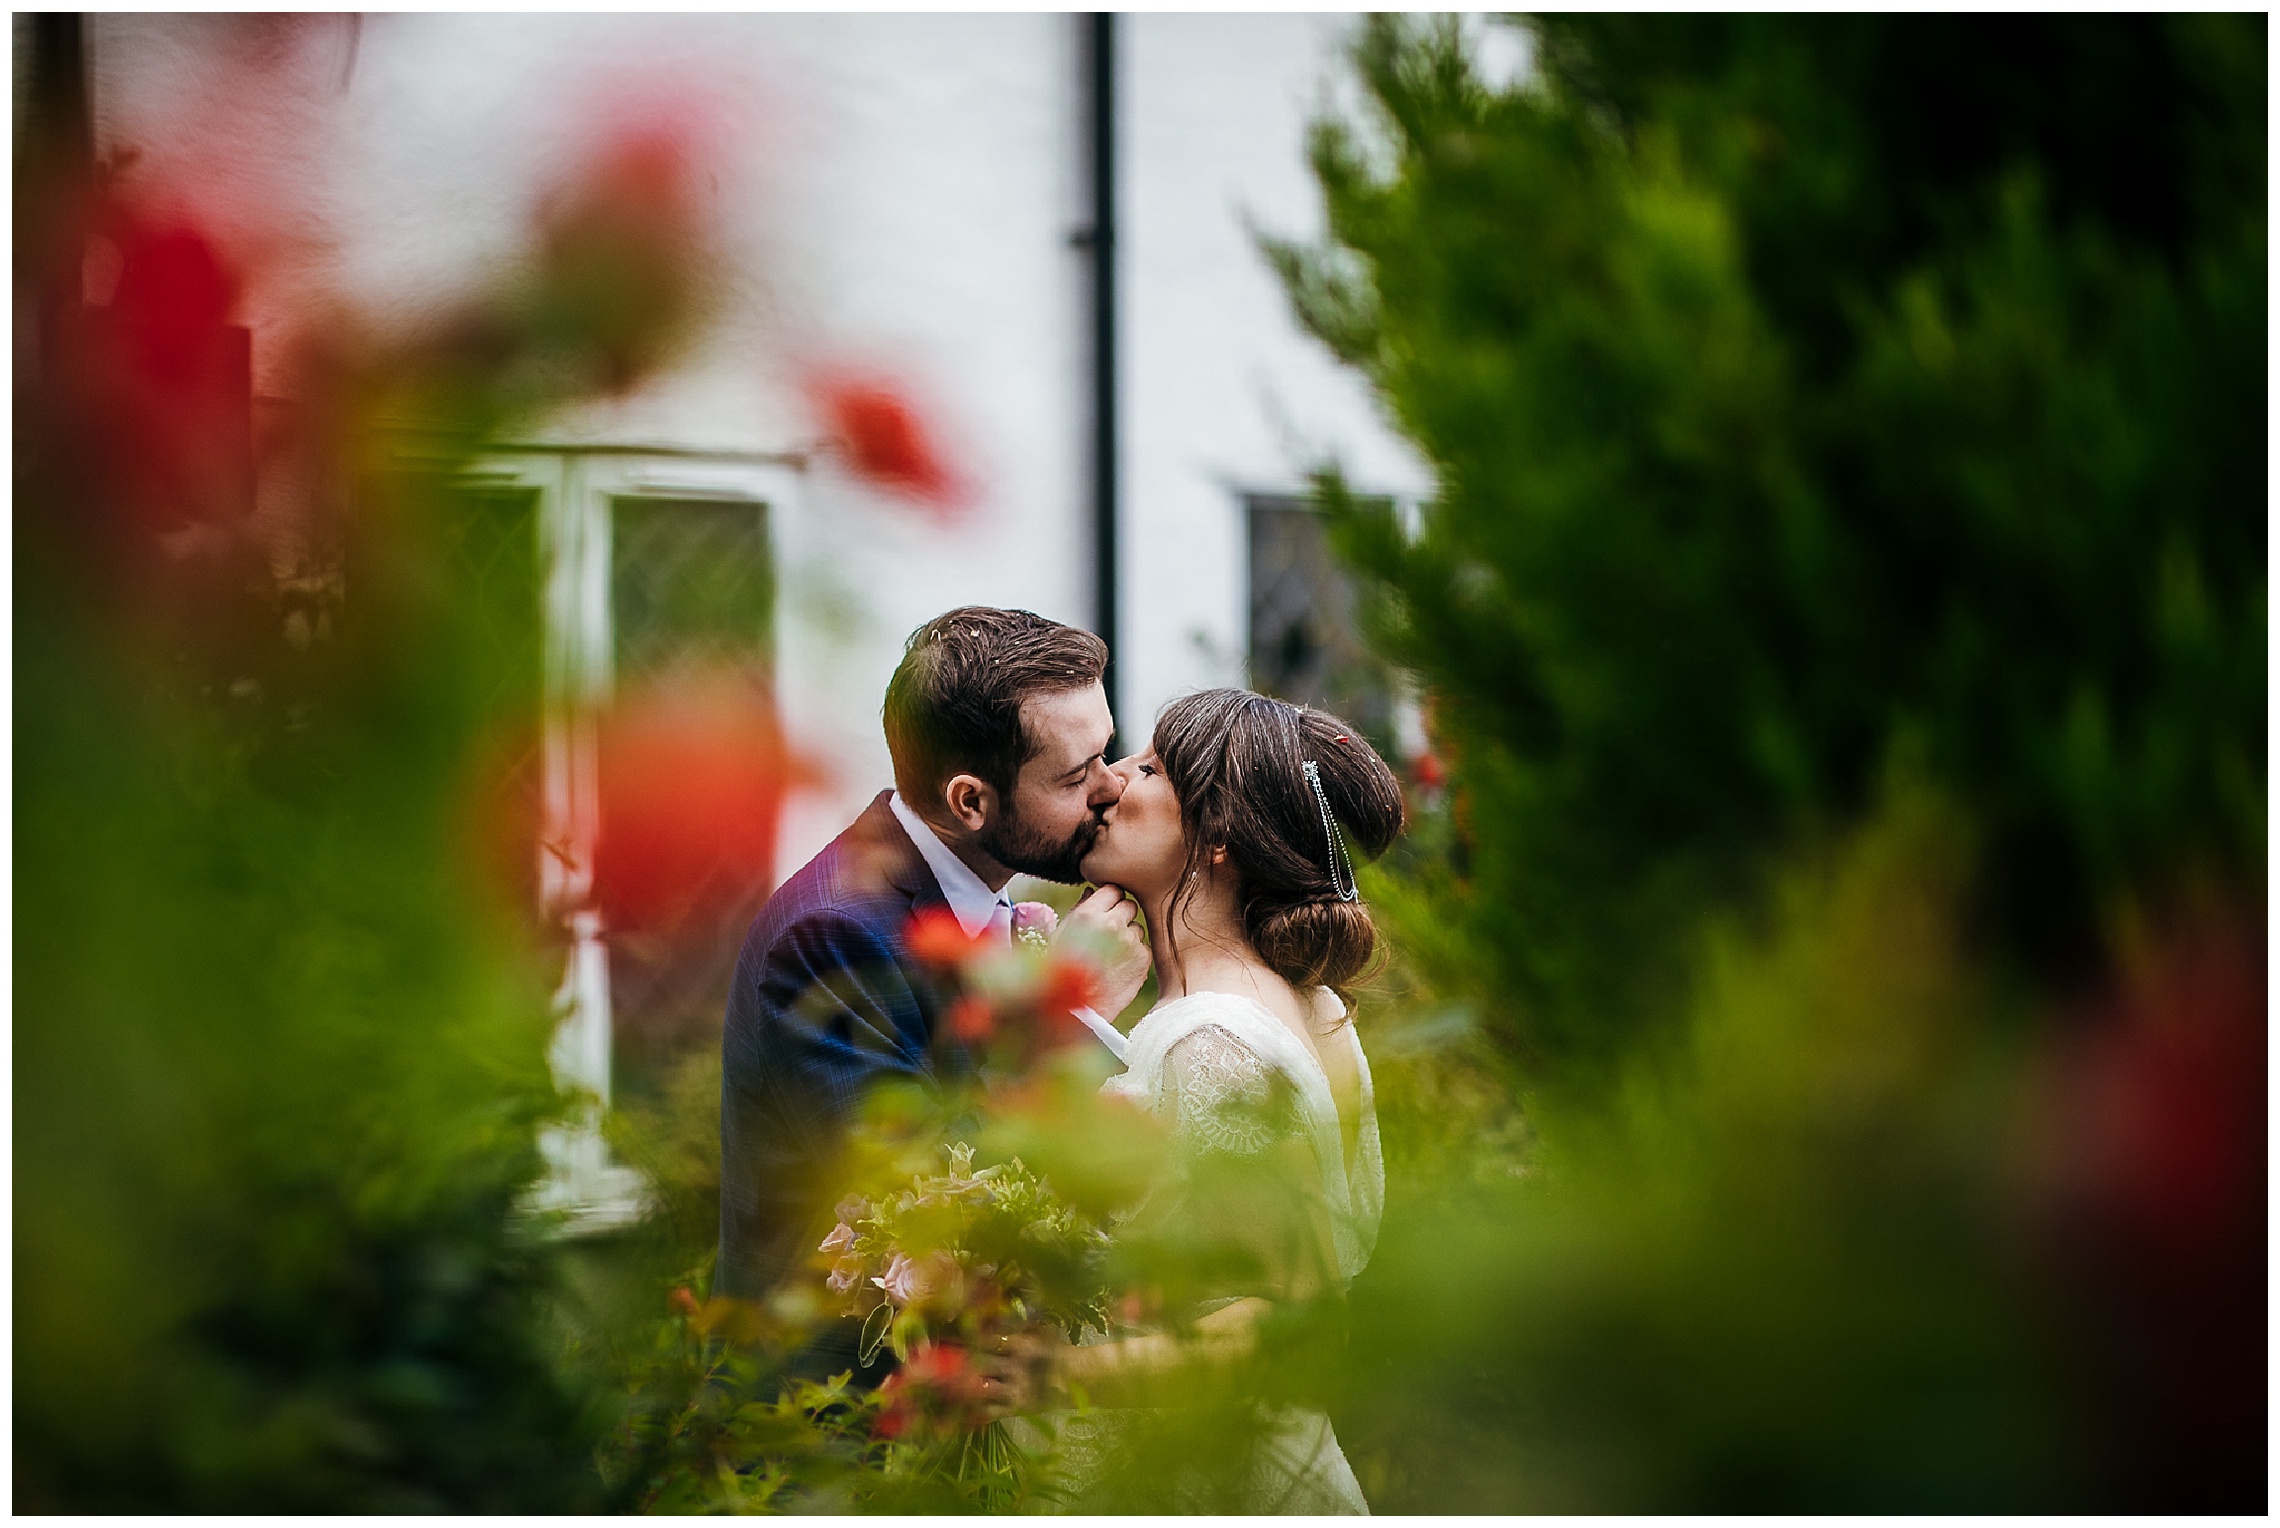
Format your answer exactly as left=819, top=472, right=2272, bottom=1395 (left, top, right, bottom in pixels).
left=1079, top=747, right=1188, bottom=899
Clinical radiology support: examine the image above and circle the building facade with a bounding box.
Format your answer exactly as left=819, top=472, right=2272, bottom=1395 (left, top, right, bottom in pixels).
left=81, top=13, right=1435, bottom=1219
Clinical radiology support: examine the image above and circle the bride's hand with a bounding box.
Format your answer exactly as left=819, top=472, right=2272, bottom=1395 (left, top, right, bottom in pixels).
left=1058, top=882, right=1151, bottom=1018
left=974, top=1327, right=1070, bottom=1417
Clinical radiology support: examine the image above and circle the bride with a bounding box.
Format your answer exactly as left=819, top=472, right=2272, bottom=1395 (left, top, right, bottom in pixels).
left=1005, top=687, right=1405, bottom=1514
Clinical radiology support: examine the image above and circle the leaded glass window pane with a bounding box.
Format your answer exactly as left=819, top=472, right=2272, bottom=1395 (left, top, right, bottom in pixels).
left=610, top=495, right=773, bottom=686
left=606, top=493, right=775, bottom=1106
left=1246, top=492, right=1395, bottom=749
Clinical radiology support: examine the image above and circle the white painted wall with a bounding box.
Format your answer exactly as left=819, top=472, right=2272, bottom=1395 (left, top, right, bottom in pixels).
left=85, top=13, right=1431, bottom=883
left=1121, top=13, right=1432, bottom=741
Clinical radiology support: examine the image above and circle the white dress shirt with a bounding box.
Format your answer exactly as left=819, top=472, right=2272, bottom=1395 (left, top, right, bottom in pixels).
left=888, top=790, right=1012, bottom=942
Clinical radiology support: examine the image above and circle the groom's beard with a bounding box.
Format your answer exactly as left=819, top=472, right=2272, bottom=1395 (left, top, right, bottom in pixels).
left=979, top=804, right=1105, bottom=884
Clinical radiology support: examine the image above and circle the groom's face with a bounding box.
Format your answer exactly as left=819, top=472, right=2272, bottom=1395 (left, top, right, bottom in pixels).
left=980, top=682, right=1124, bottom=883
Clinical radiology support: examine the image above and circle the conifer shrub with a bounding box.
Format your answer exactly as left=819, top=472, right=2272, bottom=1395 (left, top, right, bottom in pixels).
left=1270, top=14, right=2263, bottom=1078
left=1272, top=16, right=2264, bottom=1509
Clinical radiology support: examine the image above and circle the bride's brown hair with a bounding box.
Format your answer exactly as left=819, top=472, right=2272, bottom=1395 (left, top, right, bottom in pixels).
left=1151, top=689, right=1406, bottom=998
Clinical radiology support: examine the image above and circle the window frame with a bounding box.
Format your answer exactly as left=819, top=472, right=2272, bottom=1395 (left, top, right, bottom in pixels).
left=474, top=446, right=805, bottom=1234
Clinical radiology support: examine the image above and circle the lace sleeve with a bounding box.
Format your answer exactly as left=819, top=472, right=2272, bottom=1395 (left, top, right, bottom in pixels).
left=1159, top=1025, right=1303, bottom=1157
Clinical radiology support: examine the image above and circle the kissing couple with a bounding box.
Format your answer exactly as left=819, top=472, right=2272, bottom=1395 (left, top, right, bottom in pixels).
left=718, top=604, right=1404, bottom=1512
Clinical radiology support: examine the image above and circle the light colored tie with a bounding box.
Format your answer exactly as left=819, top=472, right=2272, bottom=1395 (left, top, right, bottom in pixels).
left=985, top=896, right=1014, bottom=948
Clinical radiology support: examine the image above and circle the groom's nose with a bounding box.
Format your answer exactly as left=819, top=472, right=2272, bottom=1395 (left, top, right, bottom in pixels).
left=1086, top=755, right=1126, bottom=808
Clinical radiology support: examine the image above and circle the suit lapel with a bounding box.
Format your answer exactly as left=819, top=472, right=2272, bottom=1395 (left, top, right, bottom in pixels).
left=838, top=791, right=972, bottom=1077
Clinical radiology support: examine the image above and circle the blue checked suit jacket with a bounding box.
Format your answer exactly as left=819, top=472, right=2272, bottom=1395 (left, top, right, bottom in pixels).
left=718, top=790, right=971, bottom=1321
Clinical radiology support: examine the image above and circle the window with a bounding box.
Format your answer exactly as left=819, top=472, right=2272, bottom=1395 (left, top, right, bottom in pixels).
left=1246, top=492, right=1398, bottom=750
left=464, top=449, right=801, bottom=1231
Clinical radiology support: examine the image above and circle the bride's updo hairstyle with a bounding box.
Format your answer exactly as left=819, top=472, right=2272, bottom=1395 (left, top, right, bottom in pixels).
left=1152, top=688, right=1406, bottom=995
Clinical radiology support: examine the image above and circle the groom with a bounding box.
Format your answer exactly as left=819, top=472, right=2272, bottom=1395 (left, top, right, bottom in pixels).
left=718, top=606, right=1151, bottom=1316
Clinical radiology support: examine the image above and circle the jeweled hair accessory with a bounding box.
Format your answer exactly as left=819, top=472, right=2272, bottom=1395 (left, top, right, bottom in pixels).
left=1302, top=759, right=1361, bottom=903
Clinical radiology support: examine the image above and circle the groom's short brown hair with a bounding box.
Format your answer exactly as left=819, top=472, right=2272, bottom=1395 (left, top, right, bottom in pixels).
left=883, top=607, right=1109, bottom=809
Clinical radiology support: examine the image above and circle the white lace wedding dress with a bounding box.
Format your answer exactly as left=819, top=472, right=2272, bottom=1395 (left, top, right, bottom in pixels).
left=1039, top=987, right=1383, bottom=1514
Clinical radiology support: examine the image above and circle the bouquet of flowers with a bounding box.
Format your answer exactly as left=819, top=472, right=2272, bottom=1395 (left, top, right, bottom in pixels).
left=783, top=900, right=1168, bottom=1506
left=820, top=1141, right=1114, bottom=1381
left=801, top=1140, right=1112, bottom=1507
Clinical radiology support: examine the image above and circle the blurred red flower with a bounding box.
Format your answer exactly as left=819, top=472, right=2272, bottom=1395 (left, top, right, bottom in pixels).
left=528, top=113, right=710, bottom=392
left=594, top=671, right=794, bottom=936
left=1037, top=956, right=1103, bottom=1029
left=873, top=1341, right=988, bottom=1439
left=2034, top=913, right=2263, bottom=1259
left=109, top=222, right=239, bottom=382
left=947, top=995, right=996, bottom=1044
left=904, top=907, right=984, bottom=969
left=807, top=371, right=967, bottom=511
left=2017, top=907, right=2265, bottom=1503
left=65, top=208, right=253, bottom=539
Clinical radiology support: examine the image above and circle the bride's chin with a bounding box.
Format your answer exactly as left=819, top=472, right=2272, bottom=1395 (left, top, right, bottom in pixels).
left=1079, top=842, right=1126, bottom=886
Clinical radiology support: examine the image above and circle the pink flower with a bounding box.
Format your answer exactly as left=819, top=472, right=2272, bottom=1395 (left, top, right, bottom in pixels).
left=1011, top=901, right=1059, bottom=939
left=874, top=1251, right=921, bottom=1306
left=872, top=1248, right=959, bottom=1308
left=826, top=1257, right=862, bottom=1295
left=818, top=1222, right=855, bottom=1256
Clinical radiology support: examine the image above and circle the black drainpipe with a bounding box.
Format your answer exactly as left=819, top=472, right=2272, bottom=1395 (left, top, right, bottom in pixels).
left=26, top=15, right=94, bottom=183
left=23, top=14, right=95, bottom=373
left=1082, top=13, right=1120, bottom=748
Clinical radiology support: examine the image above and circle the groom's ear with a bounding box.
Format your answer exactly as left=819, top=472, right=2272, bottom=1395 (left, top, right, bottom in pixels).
left=941, top=772, right=997, bottom=835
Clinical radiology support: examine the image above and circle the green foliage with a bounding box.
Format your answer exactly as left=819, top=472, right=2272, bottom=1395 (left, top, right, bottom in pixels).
left=606, top=1041, right=730, bottom=1260
left=595, top=1289, right=888, bottom=1514
left=1338, top=788, right=2058, bottom=1510
left=1262, top=16, right=2264, bottom=1511
left=14, top=474, right=610, bottom=1510
left=589, top=1012, right=1374, bottom=1513
left=13, top=109, right=726, bottom=1504
left=1270, top=14, right=2264, bottom=1075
